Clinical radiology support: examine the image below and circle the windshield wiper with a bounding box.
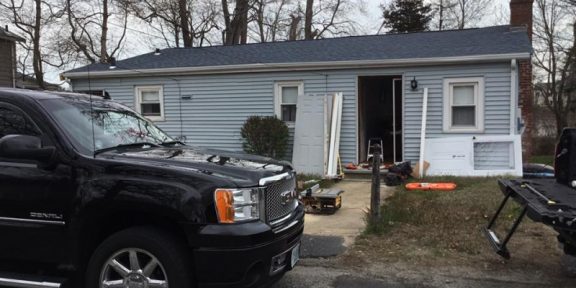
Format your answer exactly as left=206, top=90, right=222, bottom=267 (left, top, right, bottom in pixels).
left=160, top=140, right=185, bottom=147
left=94, top=142, right=162, bottom=156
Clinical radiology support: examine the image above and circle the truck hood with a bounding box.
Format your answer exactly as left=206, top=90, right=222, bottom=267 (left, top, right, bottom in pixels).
left=96, top=145, right=293, bottom=186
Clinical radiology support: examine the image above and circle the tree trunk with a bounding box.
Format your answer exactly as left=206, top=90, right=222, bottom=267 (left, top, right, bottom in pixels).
left=459, top=0, right=466, bottom=29
left=439, top=0, right=444, bottom=30
left=179, top=0, right=192, bottom=47
left=256, top=1, right=265, bottom=42
left=100, top=0, right=109, bottom=63
left=304, top=0, right=314, bottom=40
left=33, top=0, right=44, bottom=89
left=223, top=0, right=249, bottom=45
left=238, top=0, right=248, bottom=44
left=555, top=113, right=568, bottom=138
left=222, top=0, right=232, bottom=44
left=289, top=14, right=301, bottom=40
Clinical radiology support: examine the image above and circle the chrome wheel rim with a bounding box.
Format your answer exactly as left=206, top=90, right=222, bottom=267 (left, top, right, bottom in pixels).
left=99, top=248, right=168, bottom=288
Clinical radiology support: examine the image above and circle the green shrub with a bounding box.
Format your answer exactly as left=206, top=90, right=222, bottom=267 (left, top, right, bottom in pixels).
left=241, top=116, right=289, bottom=159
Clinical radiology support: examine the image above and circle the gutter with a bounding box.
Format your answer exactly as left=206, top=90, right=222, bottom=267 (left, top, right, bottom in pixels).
left=62, top=53, right=531, bottom=79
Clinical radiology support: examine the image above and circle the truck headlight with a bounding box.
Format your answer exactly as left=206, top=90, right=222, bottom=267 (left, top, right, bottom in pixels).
left=214, top=188, right=260, bottom=223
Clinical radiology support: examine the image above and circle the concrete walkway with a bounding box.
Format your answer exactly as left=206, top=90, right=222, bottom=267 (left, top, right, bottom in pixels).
left=300, top=180, right=395, bottom=258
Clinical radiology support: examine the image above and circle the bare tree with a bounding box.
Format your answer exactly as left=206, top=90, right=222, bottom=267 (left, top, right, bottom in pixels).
left=250, top=0, right=290, bottom=42
left=533, top=0, right=576, bottom=136
left=304, top=0, right=313, bottom=39
left=63, top=0, right=129, bottom=63
left=302, top=0, right=361, bottom=39
left=288, top=13, right=302, bottom=40
left=178, top=0, right=192, bottom=46
left=129, top=0, right=219, bottom=48
left=430, top=0, right=457, bottom=31
left=222, top=0, right=250, bottom=45
left=446, top=0, right=493, bottom=29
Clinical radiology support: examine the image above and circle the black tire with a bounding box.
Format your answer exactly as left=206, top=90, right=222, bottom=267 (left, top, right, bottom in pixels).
left=561, top=253, right=576, bottom=277
left=85, top=226, right=194, bottom=288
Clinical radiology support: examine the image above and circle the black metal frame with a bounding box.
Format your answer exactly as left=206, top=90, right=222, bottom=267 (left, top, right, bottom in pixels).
left=483, top=190, right=528, bottom=259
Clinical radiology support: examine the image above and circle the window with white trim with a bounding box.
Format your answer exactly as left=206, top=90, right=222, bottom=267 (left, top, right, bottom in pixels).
left=275, top=82, right=303, bottom=123
left=443, top=77, right=484, bottom=133
left=135, top=86, right=164, bottom=121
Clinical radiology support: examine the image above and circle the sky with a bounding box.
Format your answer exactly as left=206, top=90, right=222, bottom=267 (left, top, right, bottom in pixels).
left=40, top=0, right=512, bottom=86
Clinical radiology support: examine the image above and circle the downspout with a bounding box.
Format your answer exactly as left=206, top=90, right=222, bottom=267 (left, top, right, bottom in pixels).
left=510, top=59, right=518, bottom=135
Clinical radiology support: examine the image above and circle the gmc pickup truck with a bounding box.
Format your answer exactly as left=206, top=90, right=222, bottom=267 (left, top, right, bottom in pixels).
left=0, top=88, right=304, bottom=288
left=485, top=128, right=576, bottom=262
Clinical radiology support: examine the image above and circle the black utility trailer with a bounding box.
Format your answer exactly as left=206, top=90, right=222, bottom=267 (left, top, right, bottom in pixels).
left=485, top=128, right=576, bottom=259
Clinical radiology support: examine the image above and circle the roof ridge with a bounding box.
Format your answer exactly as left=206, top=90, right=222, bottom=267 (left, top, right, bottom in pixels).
left=168, top=25, right=511, bottom=51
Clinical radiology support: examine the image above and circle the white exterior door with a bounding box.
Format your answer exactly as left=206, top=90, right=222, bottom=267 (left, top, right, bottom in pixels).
left=292, top=93, right=333, bottom=175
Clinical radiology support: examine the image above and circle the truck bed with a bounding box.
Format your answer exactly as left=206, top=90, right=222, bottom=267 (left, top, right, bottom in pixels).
left=485, top=178, right=576, bottom=259
left=499, top=179, right=576, bottom=231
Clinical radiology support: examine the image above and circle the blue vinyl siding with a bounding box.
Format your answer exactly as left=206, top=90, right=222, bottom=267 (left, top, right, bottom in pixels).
left=71, top=61, right=513, bottom=166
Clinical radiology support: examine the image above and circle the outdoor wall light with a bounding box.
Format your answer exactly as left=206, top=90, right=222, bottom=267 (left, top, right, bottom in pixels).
left=411, top=77, right=418, bottom=90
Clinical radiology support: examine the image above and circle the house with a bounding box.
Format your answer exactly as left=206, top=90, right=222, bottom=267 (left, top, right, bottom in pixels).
left=0, top=26, right=25, bottom=88
left=15, top=72, right=62, bottom=91
left=62, top=0, right=534, bottom=176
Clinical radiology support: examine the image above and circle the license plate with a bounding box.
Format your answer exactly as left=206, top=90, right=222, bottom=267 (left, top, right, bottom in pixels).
left=291, top=243, right=300, bottom=268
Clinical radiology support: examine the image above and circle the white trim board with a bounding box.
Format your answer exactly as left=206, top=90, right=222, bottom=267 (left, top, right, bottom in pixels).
left=327, top=93, right=343, bottom=178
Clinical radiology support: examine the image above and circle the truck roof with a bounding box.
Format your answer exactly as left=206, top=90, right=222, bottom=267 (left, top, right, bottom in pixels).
left=0, top=88, right=101, bottom=102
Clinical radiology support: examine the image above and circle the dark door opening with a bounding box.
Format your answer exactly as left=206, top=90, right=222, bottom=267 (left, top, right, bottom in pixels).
left=358, top=76, right=403, bottom=164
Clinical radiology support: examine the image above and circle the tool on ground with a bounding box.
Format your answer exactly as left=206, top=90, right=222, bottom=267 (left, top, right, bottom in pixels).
left=300, top=184, right=344, bottom=214
left=523, top=183, right=556, bottom=205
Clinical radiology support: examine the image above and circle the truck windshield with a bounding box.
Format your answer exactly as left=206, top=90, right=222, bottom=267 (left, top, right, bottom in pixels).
left=41, top=97, right=174, bottom=155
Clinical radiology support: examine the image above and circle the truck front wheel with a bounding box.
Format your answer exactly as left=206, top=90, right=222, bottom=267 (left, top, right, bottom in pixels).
left=85, top=227, right=194, bottom=288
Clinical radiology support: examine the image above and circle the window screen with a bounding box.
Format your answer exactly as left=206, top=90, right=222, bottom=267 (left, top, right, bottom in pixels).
left=280, top=86, right=299, bottom=122
left=452, top=84, right=476, bottom=126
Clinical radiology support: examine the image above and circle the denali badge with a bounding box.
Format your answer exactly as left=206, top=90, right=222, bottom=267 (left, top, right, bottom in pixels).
left=280, top=190, right=295, bottom=206
left=30, top=212, right=64, bottom=220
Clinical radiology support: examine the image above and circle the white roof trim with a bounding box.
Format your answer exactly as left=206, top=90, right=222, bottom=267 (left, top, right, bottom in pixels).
left=62, top=53, right=531, bottom=79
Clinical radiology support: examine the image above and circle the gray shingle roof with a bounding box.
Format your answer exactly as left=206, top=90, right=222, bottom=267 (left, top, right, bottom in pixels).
left=65, top=25, right=531, bottom=74
left=0, top=27, right=25, bottom=42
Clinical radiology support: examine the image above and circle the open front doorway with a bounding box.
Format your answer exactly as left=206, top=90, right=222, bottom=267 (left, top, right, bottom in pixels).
left=358, top=76, right=403, bottom=164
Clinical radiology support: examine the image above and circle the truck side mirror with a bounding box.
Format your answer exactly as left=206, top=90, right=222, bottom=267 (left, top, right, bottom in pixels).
left=0, top=135, right=55, bottom=162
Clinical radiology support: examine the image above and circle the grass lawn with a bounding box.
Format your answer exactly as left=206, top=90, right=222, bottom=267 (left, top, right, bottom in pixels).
left=531, top=155, right=555, bottom=166
left=348, top=177, right=564, bottom=272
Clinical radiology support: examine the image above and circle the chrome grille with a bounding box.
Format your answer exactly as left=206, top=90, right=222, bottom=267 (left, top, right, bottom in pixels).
left=265, top=174, right=297, bottom=223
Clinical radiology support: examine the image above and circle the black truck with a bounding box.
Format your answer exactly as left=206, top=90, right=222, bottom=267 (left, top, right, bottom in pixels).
left=485, top=128, right=576, bottom=262
left=0, top=88, right=304, bottom=288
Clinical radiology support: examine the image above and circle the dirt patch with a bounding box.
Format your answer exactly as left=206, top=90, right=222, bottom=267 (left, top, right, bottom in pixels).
left=346, top=177, right=575, bottom=284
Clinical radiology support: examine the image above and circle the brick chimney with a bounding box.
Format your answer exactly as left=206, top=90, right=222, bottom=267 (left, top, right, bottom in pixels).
left=510, top=0, right=535, bottom=160
left=510, top=0, right=534, bottom=41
